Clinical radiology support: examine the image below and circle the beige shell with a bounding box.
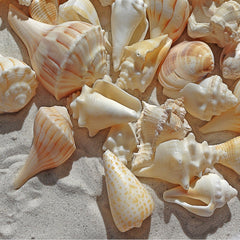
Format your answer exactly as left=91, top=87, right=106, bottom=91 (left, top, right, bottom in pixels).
left=98, top=0, right=115, bottom=6
left=163, top=173, right=237, bottom=217
left=146, top=0, right=191, bottom=41
left=58, top=0, right=101, bottom=26
left=14, top=106, right=76, bottom=189
left=0, top=54, right=38, bottom=114
left=29, top=0, right=59, bottom=24
left=8, top=5, right=107, bottom=100
left=103, top=150, right=154, bottom=232
left=111, top=0, right=148, bottom=71
left=18, top=0, right=32, bottom=6
left=180, top=75, right=238, bottom=121
left=70, top=79, right=142, bottom=137
left=188, top=0, right=240, bottom=48
left=158, top=41, right=214, bottom=99
left=116, top=35, right=172, bottom=92
left=132, top=133, right=226, bottom=190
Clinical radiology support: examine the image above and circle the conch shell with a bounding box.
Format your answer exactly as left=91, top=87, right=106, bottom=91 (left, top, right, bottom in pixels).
left=146, top=0, right=191, bottom=41
left=180, top=75, right=238, bottom=121
left=158, top=41, right=214, bottom=99
left=8, top=4, right=107, bottom=100
left=14, top=106, right=76, bottom=189
left=0, top=54, right=38, bottom=114
left=111, top=0, right=148, bottom=71
left=116, top=35, right=172, bottom=92
left=103, top=150, right=154, bottom=232
left=163, top=173, right=237, bottom=217
left=70, top=79, right=142, bottom=137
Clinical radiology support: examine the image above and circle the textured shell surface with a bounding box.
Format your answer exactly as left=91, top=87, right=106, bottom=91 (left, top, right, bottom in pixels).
left=158, top=41, right=214, bottom=99
left=0, top=54, right=38, bottom=114
left=163, top=173, right=237, bottom=217
left=146, top=0, right=191, bottom=41
left=111, top=0, right=148, bottom=71
left=8, top=4, right=107, bottom=100
left=103, top=150, right=154, bottom=232
left=29, top=0, right=59, bottom=24
left=180, top=75, right=238, bottom=121
left=58, top=0, right=101, bottom=26
left=116, top=35, right=172, bottom=92
left=102, top=123, right=138, bottom=166
left=132, top=133, right=226, bottom=190
left=70, top=79, right=142, bottom=137
left=14, top=106, right=76, bottom=189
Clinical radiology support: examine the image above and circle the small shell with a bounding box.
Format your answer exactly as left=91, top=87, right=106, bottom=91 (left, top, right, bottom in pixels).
left=29, top=0, right=59, bottom=24
left=98, top=0, right=115, bottom=6
left=146, top=0, right=191, bottom=41
left=163, top=173, right=237, bottom=217
left=103, top=150, right=154, bottom=232
left=0, top=54, right=38, bottom=114
left=70, top=79, right=142, bottom=137
left=14, top=106, right=76, bottom=189
left=180, top=75, right=238, bottom=121
left=158, top=41, right=214, bottom=98
left=111, top=0, right=148, bottom=71
left=58, top=0, right=101, bottom=26
left=132, top=133, right=225, bottom=190
left=8, top=5, right=107, bottom=100
left=116, top=35, right=172, bottom=92
left=18, top=0, right=32, bottom=6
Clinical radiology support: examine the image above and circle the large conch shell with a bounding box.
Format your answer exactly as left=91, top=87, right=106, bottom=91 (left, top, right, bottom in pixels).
left=103, top=150, right=154, bottom=232
left=111, top=0, right=148, bottom=71
left=132, top=133, right=225, bottom=190
left=70, top=79, right=142, bottom=137
left=116, top=35, right=172, bottom=92
left=8, top=4, right=107, bottom=100
left=0, top=54, right=38, bottom=114
left=163, top=173, right=237, bottom=217
left=180, top=75, right=238, bottom=121
left=14, top=106, right=76, bottom=189
left=158, top=41, right=214, bottom=98
left=146, top=0, right=191, bottom=41
left=188, top=0, right=240, bottom=48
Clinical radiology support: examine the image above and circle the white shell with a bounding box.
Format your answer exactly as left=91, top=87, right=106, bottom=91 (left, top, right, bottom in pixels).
left=0, top=55, right=38, bottom=114
left=116, top=35, right=172, bottom=92
left=111, top=0, right=148, bottom=71
left=70, top=79, right=142, bottom=137
left=163, top=173, right=237, bottom=217
left=103, top=150, right=154, bottom=232
left=180, top=75, right=238, bottom=121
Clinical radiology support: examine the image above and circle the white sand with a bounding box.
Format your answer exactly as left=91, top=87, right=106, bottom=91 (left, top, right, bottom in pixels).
left=0, top=0, right=240, bottom=239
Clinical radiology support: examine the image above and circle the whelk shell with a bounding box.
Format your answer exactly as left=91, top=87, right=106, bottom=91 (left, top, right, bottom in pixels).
left=14, top=106, right=76, bottom=189
left=103, top=150, right=154, bottom=232
left=8, top=4, right=107, bottom=100
left=0, top=54, right=38, bottom=114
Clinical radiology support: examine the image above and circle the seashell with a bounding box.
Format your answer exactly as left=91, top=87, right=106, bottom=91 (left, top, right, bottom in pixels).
left=29, top=0, right=59, bottom=24
left=146, top=0, right=191, bottom=41
left=18, top=0, right=32, bottom=6
left=102, top=123, right=138, bottom=166
left=103, top=150, right=154, bottom=232
left=163, top=173, right=237, bottom=217
left=111, top=0, right=148, bottom=71
left=116, top=35, right=172, bottom=92
left=158, top=41, right=214, bottom=99
left=8, top=4, right=107, bottom=100
left=58, top=0, right=100, bottom=26
left=188, top=0, right=240, bottom=48
left=0, top=54, right=38, bottom=114
left=132, top=133, right=225, bottom=190
left=180, top=75, right=238, bottom=121
left=98, top=0, right=115, bottom=6
left=70, top=79, right=142, bottom=137
left=14, top=106, right=76, bottom=189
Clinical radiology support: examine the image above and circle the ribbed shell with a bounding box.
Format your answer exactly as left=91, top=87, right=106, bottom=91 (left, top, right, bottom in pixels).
left=14, top=106, right=76, bottom=189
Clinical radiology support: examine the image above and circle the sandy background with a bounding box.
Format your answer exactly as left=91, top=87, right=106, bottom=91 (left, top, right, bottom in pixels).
left=0, top=0, right=240, bottom=239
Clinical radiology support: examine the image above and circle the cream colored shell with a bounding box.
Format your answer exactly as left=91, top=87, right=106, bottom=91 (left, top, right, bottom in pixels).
left=0, top=55, right=38, bottom=114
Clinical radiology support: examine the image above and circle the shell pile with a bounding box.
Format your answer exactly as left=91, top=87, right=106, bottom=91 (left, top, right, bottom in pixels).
left=3, top=0, right=240, bottom=235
